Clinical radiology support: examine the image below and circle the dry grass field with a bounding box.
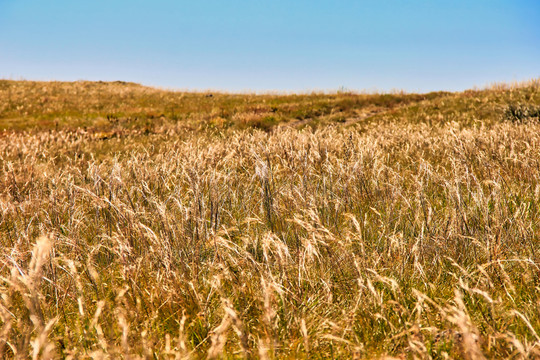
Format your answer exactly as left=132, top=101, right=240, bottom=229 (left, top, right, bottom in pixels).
left=1, top=79, right=540, bottom=359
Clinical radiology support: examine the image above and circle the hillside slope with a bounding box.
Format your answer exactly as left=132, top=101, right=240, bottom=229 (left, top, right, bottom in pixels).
left=0, top=80, right=539, bottom=359
left=0, top=80, right=535, bottom=130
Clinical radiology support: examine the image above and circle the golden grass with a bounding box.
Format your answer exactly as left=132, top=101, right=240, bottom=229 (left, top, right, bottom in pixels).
left=0, top=80, right=539, bottom=358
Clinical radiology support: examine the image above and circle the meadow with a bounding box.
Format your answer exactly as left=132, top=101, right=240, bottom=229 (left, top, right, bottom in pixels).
left=1, top=79, right=540, bottom=359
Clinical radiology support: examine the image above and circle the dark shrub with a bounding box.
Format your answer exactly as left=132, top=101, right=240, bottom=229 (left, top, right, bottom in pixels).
left=504, top=104, right=540, bottom=123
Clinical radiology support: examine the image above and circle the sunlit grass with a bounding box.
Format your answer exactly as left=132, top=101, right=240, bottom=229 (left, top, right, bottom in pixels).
left=0, top=79, right=539, bottom=358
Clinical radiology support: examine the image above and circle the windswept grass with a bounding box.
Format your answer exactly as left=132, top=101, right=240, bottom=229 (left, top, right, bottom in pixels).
left=0, top=79, right=539, bottom=358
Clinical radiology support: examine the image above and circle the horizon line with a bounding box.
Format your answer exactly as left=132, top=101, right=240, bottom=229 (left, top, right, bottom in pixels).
left=2, top=76, right=539, bottom=96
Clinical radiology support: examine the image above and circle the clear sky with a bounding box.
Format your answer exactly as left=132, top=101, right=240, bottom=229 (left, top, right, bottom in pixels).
left=0, top=0, right=539, bottom=92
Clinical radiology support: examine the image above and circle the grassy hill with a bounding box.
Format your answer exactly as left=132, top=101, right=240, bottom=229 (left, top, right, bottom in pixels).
left=0, top=80, right=451, bottom=131
left=1, top=79, right=540, bottom=359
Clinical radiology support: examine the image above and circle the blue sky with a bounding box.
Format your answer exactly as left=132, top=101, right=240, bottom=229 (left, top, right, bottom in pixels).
left=0, top=0, right=539, bottom=92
